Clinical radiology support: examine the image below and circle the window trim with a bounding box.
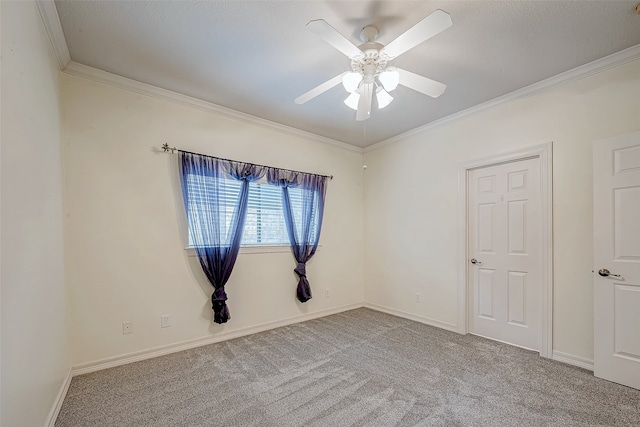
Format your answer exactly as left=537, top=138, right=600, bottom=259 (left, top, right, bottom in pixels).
left=186, top=244, right=321, bottom=257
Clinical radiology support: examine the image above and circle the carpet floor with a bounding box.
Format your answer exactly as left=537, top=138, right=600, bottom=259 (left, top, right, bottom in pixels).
left=56, top=308, right=640, bottom=426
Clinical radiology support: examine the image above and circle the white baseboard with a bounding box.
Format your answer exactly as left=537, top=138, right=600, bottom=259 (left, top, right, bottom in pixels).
left=72, top=303, right=364, bottom=376
left=552, top=350, right=594, bottom=371
left=46, top=368, right=72, bottom=427
left=71, top=302, right=461, bottom=376
left=363, top=302, right=458, bottom=332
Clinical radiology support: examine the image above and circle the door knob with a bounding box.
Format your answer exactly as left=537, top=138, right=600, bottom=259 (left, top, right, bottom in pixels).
left=470, top=258, right=482, bottom=265
left=598, top=268, right=621, bottom=278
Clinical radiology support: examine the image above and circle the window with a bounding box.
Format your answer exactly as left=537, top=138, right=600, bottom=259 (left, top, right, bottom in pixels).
left=242, top=182, right=287, bottom=246
left=184, top=174, right=318, bottom=247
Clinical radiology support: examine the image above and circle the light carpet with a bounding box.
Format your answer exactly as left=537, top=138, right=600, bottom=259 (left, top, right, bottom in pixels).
left=56, top=308, right=640, bottom=426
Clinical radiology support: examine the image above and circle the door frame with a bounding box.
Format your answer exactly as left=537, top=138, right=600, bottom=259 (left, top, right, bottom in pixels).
left=457, top=142, right=553, bottom=358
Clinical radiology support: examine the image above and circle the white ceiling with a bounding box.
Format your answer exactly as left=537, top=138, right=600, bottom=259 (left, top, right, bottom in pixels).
left=54, top=1, right=640, bottom=147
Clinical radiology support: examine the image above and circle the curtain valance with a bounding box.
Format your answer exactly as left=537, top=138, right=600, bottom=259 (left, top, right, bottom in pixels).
left=178, top=149, right=331, bottom=183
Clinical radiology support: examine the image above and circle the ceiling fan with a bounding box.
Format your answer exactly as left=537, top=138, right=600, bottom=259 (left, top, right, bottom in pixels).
left=295, top=9, right=452, bottom=121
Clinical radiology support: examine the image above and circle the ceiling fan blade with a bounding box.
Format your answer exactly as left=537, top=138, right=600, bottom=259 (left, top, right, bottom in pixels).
left=356, top=82, right=373, bottom=121
left=306, top=19, right=363, bottom=59
left=295, top=72, right=348, bottom=104
left=396, top=68, right=446, bottom=98
left=382, top=9, right=452, bottom=59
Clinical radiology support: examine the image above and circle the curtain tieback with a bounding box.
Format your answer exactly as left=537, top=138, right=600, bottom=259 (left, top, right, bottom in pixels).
left=294, top=262, right=307, bottom=278
left=211, top=287, right=230, bottom=324
left=294, top=262, right=312, bottom=303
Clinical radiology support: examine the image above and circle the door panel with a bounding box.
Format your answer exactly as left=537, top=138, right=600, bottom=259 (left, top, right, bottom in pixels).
left=613, top=145, right=640, bottom=173
left=478, top=268, right=495, bottom=319
left=594, top=131, right=640, bottom=389
left=614, top=187, right=640, bottom=259
left=508, top=200, right=526, bottom=254
left=507, top=271, right=526, bottom=326
left=468, top=158, right=541, bottom=351
left=614, top=285, right=640, bottom=358
left=478, top=203, right=495, bottom=253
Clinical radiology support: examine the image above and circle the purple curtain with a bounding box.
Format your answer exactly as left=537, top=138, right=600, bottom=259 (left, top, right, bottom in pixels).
left=179, top=151, right=266, bottom=323
left=269, top=171, right=327, bottom=302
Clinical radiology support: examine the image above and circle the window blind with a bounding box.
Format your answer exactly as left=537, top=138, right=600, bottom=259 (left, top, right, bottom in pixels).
left=185, top=174, right=318, bottom=247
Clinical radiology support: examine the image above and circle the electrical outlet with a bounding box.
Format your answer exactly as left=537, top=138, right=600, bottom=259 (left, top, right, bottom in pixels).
left=122, top=321, right=133, bottom=335
left=325, top=288, right=330, bottom=297
left=161, top=314, right=171, bottom=328
left=415, top=293, right=421, bottom=303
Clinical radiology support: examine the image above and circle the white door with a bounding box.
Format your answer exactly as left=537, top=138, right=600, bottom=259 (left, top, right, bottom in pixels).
left=468, top=157, right=541, bottom=351
left=593, top=131, right=640, bottom=390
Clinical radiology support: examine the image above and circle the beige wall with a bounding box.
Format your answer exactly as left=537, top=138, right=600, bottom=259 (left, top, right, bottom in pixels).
left=62, top=74, right=365, bottom=367
left=363, top=58, right=640, bottom=362
left=63, top=58, right=640, bottom=369
left=1, top=1, right=69, bottom=426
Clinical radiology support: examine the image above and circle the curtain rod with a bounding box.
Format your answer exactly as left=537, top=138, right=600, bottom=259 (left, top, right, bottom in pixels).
left=161, top=143, right=333, bottom=180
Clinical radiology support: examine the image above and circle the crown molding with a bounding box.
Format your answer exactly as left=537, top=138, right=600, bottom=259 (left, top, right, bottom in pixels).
left=34, top=0, right=359, bottom=153
left=36, top=0, right=70, bottom=70
left=366, top=43, right=640, bottom=153
left=38, top=0, right=639, bottom=155
left=62, top=62, right=362, bottom=153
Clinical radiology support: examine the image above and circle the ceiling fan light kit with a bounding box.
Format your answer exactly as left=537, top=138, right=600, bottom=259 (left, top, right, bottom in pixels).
left=295, top=9, right=453, bottom=121
left=375, top=86, right=394, bottom=109
left=342, top=72, right=363, bottom=93
left=344, top=91, right=360, bottom=110
left=378, top=68, right=400, bottom=92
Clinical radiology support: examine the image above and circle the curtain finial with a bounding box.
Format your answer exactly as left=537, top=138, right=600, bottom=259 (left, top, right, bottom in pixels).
left=162, top=143, right=177, bottom=153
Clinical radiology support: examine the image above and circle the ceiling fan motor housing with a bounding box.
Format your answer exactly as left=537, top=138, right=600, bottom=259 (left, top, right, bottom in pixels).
left=350, top=25, right=393, bottom=86
left=351, top=48, right=389, bottom=82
